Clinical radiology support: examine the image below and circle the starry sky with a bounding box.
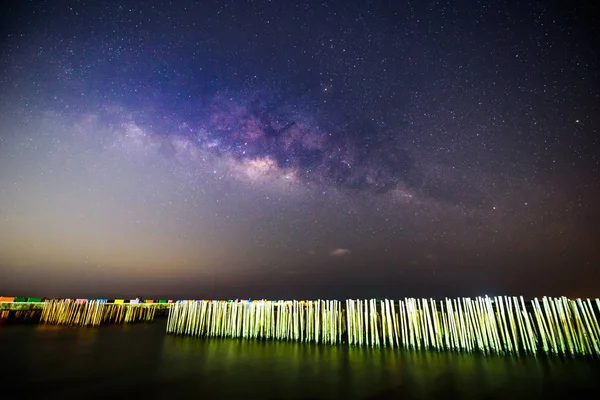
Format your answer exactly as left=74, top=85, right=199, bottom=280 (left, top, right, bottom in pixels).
left=1, top=0, right=598, bottom=300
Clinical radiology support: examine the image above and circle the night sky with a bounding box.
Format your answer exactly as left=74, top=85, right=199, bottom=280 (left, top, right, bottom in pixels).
left=1, top=0, right=598, bottom=300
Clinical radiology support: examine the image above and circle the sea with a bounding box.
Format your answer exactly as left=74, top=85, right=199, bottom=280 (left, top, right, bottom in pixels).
left=1, top=319, right=599, bottom=400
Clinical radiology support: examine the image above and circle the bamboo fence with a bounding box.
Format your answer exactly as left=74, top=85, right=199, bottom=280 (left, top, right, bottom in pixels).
left=40, top=299, right=157, bottom=326
left=166, top=296, right=600, bottom=357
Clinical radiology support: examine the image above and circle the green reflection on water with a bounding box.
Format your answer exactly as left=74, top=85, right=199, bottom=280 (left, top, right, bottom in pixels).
left=159, top=334, right=599, bottom=399
left=1, top=322, right=599, bottom=400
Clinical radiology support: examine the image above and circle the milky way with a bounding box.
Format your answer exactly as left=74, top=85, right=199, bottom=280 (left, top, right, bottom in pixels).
left=0, top=0, right=598, bottom=299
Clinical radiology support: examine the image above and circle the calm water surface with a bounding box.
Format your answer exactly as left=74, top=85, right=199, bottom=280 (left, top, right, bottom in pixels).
left=1, top=320, right=599, bottom=399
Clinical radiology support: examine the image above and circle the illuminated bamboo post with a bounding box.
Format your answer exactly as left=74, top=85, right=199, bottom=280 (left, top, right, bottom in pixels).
left=329, top=300, right=334, bottom=344
left=548, top=298, right=566, bottom=355
left=461, top=298, right=471, bottom=351
left=189, top=302, right=196, bottom=336
left=257, top=300, right=264, bottom=339
left=187, top=302, right=196, bottom=336
left=286, top=301, right=292, bottom=340
left=321, top=300, right=326, bottom=343
left=446, top=298, right=457, bottom=351
left=472, top=298, right=485, bottom=352
left=338, top=302, right=342, bottom=344
left=326, top=300, right=332, bottom=344
left=387, top=299, right=395, bottom=347
left=403, top=298, right=412, bottom=348
left=402, top=298, right=414, bottom=348
left=541, top=297, right=558, bottom=354
left=508, top=296, right=520, bottom=354
left=503, top=297, right=519, bottom=354
left=492, top=297, right=505, bottom=353
left=264, top=300, right=270, bottom=339
left=523, top=297, right=538, bottom=354
left=348, top=300, right=354, bottom=345
left=532, top=298, right=550, bottom=354
left=339, top=301, right=344, bottom=344
left=225, top=301, right=232, bottom=337
left=216, top=301, right=223, bottom=337
left=408, top=298, right=417, bottom=349
left=313, top=300, right=319, bottom=342
left=359, top=300, right=366, bottom=346
left=437, top=300, right=445, bottom=349
left=323, top=301, right=329, bottom=344
left=177, top=302, right=186, bottom=335
left=373, top=299, right=381, bottom=347
left=184, top=302, right=191, bottom=335
left=310, top=300, right=315, bottom=342
left=584, top=299, right=600, bottom=356
left=585, top=299, right=600, bottom=344
left=263, top=301, right=269, bottom=339
left=476, top=297, right=490, bottom=353
left=486, top=297, right=502, bottom=354
left=385, top=299, right=397, bottom=347
left=254, top=301, right=260, bottom=339
left=389, top=300, right=399, bottom=347
left=364, top=300, right=370, bottom=346
left=418, top=299, right=428, bottom=349
left=191, top=302, right=198, bottom=336
left=557, top=297, right=575, bottom=355
left=193, top=301, right=201, bottom=336
left=365, top=299, right=372, bottom=346
left=314, top=300, right=320, bottom=344
left=368, top=299, right=377, bottom=347
left=577, top=299, right=600, bottom=355
left=381, top=300, right=388, bottom=347
left=236, top=301, right=242, bottom=339
left=462, top=298, right=476, bottom=352
left=233, top=301, right=241, bottom=338
left=452, top=298, right=462, bottom=351
left=572, top=299, right=590, bottom=355
left=451, top=298, right=460, bottom=350
left=478, top=297, right=491, bottom=353
left=194, top=301, right=202, bottom=336
left=323, top=300, right=329, bottom=344
left=496, top=297, right=510, bottom=353
left=510, top=297, right=525, bottom=353
left=346, top=300, right=353, bottom=345
left=379, top=300, right=387, bottom=347
left=306, top=301, right=312, bottom=342
left=416, top=299, right=424, bottom=348
left=332, top=300, right=337, bottom=344
left=467, top=297, right=478, bottom=352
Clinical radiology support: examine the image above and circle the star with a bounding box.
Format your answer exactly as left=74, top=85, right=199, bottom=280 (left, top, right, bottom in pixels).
left=0, top=0, right=597, bottom=299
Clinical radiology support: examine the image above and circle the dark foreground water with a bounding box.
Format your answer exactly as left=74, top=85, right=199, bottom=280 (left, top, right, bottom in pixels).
left=1, top=320, right=599, bottom=400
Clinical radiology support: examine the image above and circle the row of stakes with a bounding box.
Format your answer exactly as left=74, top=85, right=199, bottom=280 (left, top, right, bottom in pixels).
left=40, top=299, right=157, bottom=326
left=166, top=296, right=600, bottom=357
